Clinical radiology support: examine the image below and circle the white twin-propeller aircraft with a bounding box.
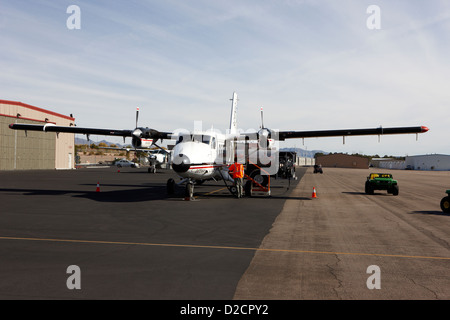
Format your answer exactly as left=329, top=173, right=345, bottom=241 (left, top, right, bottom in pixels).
left=9, top=92, right=429, bottom=198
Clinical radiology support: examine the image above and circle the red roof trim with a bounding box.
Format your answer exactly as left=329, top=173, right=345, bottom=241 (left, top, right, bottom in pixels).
left=0, top=99, right=75, bottom=121
left=0, top=113, right=57, bottom=124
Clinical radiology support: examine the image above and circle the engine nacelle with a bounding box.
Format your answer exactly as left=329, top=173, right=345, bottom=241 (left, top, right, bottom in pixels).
left=132, top=136, right=153, bottom=148
left=258, top=128, right=275, bottom=149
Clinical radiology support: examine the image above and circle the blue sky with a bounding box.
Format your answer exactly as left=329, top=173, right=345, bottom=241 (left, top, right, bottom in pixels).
left=1, top=0, right=449, bottom=156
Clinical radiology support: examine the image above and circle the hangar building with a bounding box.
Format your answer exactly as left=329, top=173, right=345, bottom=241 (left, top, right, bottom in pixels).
left=370, top=154, right=450, bottom=171
left=316, top=153, right=369, bottom=169
left=405, top=154, right=450, bottom=171
left=0, top=100, right=75, bottom=170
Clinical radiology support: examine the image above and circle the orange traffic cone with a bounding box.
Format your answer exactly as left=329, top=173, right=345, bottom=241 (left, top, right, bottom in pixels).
left=96, top=182, right=100, bottom=192
left=312, top=187, right=317, bottom=198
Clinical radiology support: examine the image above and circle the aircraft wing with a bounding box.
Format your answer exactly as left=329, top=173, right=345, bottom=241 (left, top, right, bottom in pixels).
left=277, top=126, right=429, bottom=140
left=8, top=123, right=171, bottom=140
left=9, top=123, right=133, bottom=137
left=98, top=146, right=170, bottom=154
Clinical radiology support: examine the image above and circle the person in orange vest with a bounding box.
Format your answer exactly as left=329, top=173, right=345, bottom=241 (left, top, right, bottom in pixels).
left=228, top=160, right=244, bottom=198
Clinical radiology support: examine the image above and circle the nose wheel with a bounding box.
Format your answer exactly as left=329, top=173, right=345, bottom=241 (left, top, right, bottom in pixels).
left=166, top=178, right=196, bottom=200
left=167, top=178, right=175, bottom=194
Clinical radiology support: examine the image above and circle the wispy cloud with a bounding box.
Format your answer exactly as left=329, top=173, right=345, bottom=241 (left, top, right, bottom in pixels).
left=1, top=0, right=449, bottom=154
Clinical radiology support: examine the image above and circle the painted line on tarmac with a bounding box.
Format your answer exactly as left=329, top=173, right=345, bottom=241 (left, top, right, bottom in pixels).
left=1, top=236, right=450, bottom=261
left=201, top=187, right=228, bottom=196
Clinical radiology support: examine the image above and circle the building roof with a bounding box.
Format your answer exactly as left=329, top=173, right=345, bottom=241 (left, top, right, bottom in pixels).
left=407, top=154, right=450, bottom=158
left=0, top=99, right=75, bottom=121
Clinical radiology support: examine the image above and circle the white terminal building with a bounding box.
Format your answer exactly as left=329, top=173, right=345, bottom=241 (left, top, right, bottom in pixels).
left=374, top=154, right=450, bottom=171
left=405, top=154, right=450, bottom=171
left=0, top=99, right=75, bottom=170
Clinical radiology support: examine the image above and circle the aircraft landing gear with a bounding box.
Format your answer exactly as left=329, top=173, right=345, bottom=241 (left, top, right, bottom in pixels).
left=166, top=178, right=196, bottom=201
left=185, top=182, right=195, bottom=201
left=167, top=178, right=175, bottom=194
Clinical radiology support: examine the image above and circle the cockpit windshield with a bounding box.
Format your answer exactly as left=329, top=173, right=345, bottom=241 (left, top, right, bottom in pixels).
left=176, top=134, right=215, bottom=147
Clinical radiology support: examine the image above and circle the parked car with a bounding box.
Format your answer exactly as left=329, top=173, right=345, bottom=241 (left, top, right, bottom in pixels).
left=116, top=159, right=140, bottom=168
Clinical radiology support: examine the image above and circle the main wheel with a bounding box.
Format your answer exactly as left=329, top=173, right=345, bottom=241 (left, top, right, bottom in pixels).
left=167, top=178, right=175, bottom=194
left=440, top=196, right=450, bottom=213
left=244, top=180, right=253, bottom=197
left=186, top=183, right=194, bottom=199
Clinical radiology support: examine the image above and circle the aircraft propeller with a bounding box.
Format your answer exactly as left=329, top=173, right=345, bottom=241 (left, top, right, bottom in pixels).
left=260, top=106, right=264, bottom=129
left=136, top=106, right=139, bottom=128
left=257, top=106, right=272, bottom=148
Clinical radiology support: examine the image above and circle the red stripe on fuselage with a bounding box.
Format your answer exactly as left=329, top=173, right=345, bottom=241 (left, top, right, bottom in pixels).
left=188, top=164, right=226, bottom=170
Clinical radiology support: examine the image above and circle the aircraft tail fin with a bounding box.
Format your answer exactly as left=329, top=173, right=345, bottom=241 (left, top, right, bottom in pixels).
left=229, top=92, right=238, bottom=134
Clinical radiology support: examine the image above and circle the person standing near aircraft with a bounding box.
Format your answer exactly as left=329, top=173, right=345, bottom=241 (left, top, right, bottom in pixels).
left=229, top=160, right=244, bottom=198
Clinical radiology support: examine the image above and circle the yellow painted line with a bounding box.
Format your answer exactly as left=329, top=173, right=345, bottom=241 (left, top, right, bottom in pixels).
left=202, top=187, right=228, bottom=196
left=1, top=236, right=450, bottom=261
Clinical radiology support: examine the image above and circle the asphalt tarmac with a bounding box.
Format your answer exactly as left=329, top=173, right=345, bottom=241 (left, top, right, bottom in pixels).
left=1, top=166, right=449, bottom=301
left=0, top=166, right=304, bottom=300
left=235, top=168, right=450, bottom=299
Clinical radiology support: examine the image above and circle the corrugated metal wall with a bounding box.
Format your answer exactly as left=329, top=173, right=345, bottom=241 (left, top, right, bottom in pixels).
left=0, top=117, right=55, bottom=170
left=405, top=155, right=450, bottom=171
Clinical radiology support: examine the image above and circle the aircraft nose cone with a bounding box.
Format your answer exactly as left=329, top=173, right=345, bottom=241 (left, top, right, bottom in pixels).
left=172, top=153, right=191, bottom=173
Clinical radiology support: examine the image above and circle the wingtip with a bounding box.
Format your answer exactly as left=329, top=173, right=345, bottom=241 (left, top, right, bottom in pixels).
left=421, top=126, right=429, bottom=132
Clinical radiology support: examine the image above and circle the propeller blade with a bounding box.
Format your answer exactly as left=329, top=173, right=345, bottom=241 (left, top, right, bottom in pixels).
left=136, top=107, right=140, bottom=128
left=260, top=106, right=264, bottom=129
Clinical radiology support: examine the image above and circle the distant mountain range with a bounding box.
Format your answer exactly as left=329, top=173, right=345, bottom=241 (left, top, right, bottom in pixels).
left=280, top=147, right=328, bottom=158
left=75, top=137, right=128, bottom=147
